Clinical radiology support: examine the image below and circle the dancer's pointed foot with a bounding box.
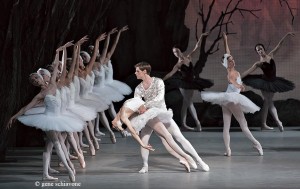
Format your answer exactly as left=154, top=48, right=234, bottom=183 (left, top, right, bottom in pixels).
left=179, top=160, right=191, bottom=173
left=277, top=121, right=284, bottom=132
left=261, top=124, right=274, bottom=131
left=95, top=137, right=101, bottom=141
left=195, top=122, right=202, bottom=132
left=93, top=140, right=100, bottom=150
left=80, top=143, right=89, bottom=148
left=224, top=148, right=231, bottom=157
left=48, top=167, right=59, bottom=174
left=68, top=170, right=76, bottom=183
left=253, top=143, right=264, bottom=156
left=138, top=166, right=148, bottom=174
left=89, top=144, right=96, bottom=156
left=78, top=153, right=86, bottom=168
left=69, top=154, right=78, bottom=160
left=186, top=155, right=197, bottom=169
left=197, top=160, right=210, bottom=172
left=58, top=162, right=64, bottom=167
left=182, top=124, right=195, bottom=131
left=110, top=133, right=116, bottom=144
left=95, top=131, right=105, bottom=137
left=43, top=175, right=58, bottom=181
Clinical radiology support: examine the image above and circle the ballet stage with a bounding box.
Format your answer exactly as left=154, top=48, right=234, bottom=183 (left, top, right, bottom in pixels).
left=1, top=127, right=299, bottom=189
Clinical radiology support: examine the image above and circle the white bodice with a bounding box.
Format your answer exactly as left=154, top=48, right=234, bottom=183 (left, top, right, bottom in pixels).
left=226, top=76, right=242, bottom=93
left=104, top=61, right=113, bottom=83
left=93, top=67, right=106, bottom=88
left=44, top=93, right=61, bottom=116
left=79, top=75, right=91, bottom=98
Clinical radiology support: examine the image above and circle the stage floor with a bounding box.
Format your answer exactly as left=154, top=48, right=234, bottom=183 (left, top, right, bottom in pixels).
left=1, top=127, right=300, bottom=189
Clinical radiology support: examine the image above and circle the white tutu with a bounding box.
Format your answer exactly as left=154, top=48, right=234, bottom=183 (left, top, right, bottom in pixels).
left=130, top=108, right=173, bottom=132
left=104, top=61, right=132, bottom=95
left=18, top=95, right=85, bottom=132
left=79, top=75, right=110, bottom=111
left=67, top=84, right=97, bottom=121
left=124, top=97, right=145, bottom=111
left=201, top=91, right=260, bottom=113
left=93, top=69, right=124, bottom=102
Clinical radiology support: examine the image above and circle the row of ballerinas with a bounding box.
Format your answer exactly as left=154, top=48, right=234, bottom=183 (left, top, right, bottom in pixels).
left=7, top=26, right=132, bottom=182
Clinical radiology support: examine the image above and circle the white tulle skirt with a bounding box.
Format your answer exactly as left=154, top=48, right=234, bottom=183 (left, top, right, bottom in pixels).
left=93, top=85, right=124, bottom=102
left=17, top=113, right=86, bottom=132
left=106, top=80, right=132, bottom=95
left=78, top=94, right=109, bottom=112
left=67, top=102, right=97, bottom=121
left=201, top=91, right=260, bottom=113
left=130, top=108, right=173, bottom=132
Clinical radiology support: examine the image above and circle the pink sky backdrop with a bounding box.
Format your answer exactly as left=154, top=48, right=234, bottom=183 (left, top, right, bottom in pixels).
left=184, top=0, right=300, bottom=101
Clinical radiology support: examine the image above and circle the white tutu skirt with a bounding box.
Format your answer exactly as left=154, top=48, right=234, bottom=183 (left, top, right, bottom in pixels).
left=93, top=85, right=124, bottom=102
left=78, top=94, right=109, bottom=112
left=67, top=102, right=97, bottom=121
left=201, top=91, right=260, bottom=113
left=17, top=114, right=86, bottom=132
left=130, top=108, right=173, bottom=132
left=107, top=80, right=132, bottom=95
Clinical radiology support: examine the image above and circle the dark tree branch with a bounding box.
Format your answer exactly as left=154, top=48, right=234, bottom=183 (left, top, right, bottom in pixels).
left=279, top=0, right=296, bottom=25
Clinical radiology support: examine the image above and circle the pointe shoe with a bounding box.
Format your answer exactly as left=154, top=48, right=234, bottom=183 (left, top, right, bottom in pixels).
left=277, top=122, right=284, bottom=132
left=68, top=171, right=76, bottom=183
left=195, top=122, right=202, bottom=132
left=186, top=156, right=197, bottom=169
left=261, top=124, right=274, bottom=131
left=179, top=160, right=191, bottom=173
left=224, top=149, right=231, bottom=157
left=89, top=145, right=96, bottom=156
left=253, top=143, right=264, bottom=156
left=69, top=154, right=78, bottom=160
left=93, top=140, right=100, bottom=150
left=78, top=153, right=86, bottom=168
left=81, top=143, right=89, bottom=148
left=95, top=131, right=105, bottom=137
left=49, top=167, right=59, bottom=174
left=182, top=124, right=196, bottom=131
left=58, top=162, right=64, bottom=167
left=43, top=175, right=58, bottom=181
left=197, top=160, right=210, bottom=172
left=138, top=166, right=148, bottom=174
left=110, top=133, right=116, bottom=144
left=96, top=137, right=101, bottom=141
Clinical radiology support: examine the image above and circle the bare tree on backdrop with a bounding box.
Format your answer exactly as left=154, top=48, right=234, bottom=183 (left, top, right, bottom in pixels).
left=193, top=0, right=296, bottom=77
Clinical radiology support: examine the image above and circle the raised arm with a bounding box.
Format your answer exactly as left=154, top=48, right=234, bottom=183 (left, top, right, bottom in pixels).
left=269, top=32, right=295, bottom=57
left=67, top=44, right=79, bottom=80
left=105, top=25, right=129, bottom=63
left=49, top=49, right=61, bottom=85
left=59, top=41, right=74, bottom=83
left=223, top=32, right=230, bottom=55
left=241, top=61, right=261, bottom=78
left=187, top=32, right=209, bottom=58
left=162, top=63, right=180, bottom=81
left=85, top=33, right=107, bottom=74
left=99, top=28, right=117, bottom=64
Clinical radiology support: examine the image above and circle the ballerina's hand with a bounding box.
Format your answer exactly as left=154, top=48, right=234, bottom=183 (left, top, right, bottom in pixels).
left=7, top=117, right=15, bottom=129
left=143, top=144, right=155, bottom=151
left=64, top=41, right=74, bottom=48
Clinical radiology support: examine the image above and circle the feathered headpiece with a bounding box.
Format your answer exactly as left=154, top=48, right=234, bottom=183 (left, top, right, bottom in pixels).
left=222, top=54, right=231, bottom=68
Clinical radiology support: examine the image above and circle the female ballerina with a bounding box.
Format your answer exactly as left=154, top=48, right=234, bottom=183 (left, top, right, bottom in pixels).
left=7, top=48, right=84, bottom=182
left=111, top=97, right=198, bottom=173
left=163, top=32, right=213, bottom=132
left=201, top=32, right=263, bottom=157
left=242, top=32, right=295, bottom=131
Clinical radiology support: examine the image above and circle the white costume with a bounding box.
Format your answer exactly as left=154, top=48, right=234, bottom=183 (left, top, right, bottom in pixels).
left=201, top=76, right=260, bottom=113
